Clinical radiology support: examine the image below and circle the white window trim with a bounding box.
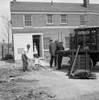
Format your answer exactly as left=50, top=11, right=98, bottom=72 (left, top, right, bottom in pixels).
left=11, top=11, right=99, bottom=15
left=60, top=14, right=67, bottom=24
left=44, top=49, right=49, bottom=52
left=46, top=14, right=53, bottom=25
left=23, top=14, right=32, bottom=27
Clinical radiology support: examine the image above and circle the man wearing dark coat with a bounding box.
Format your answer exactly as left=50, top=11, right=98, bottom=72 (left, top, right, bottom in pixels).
left=49, top=39, right=57, bottom=67
left=56, top=42, right=64, bottom=69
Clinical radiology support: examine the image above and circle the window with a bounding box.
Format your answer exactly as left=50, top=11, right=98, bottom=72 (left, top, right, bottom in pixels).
left=43, top=37, right=50, bottom=50
left=61, top=14, right=67, bottom=24
left=24, top=14, right=32, bottom=26
left=80, top=15, right=85, bottom=25
left=65, top=37, right=70, bottom=48
left=80, top=15, right=87, bottom=25
left=47, top=14, right=53, bottom=24
left=17, top=48, right=24, bottom=54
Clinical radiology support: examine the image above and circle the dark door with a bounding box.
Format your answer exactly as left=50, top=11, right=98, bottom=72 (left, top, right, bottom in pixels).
left=33, top=35, right=40, bottom=56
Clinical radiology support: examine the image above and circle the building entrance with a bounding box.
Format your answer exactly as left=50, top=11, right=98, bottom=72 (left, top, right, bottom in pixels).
left=33, top=35, right=40, bottom=56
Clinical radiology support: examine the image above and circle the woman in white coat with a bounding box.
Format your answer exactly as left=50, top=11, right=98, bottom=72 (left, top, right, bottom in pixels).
left=33, top=43, right=38, bottom=57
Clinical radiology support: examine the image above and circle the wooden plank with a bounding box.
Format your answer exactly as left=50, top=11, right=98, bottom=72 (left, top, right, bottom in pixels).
left=70, top=45, right=80, bottom=75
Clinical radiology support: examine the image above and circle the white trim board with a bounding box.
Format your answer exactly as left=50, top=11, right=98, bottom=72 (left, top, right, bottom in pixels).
left=12, top=25, right=99, bottom=29
left=11, top=11, right=99, bottom=15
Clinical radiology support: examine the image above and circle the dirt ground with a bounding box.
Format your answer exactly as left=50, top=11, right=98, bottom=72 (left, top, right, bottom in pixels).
left=0, top=60, right=99, bottom=100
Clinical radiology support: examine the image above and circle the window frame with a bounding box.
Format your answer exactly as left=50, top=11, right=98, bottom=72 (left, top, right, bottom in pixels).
left=80, top=14, right=87, bottom=26
left=46, top=14, right=53, bottom=24
left=24, top=14, right=32, bottom=27
left=80, top=15, right=85, bottom=25
left=60, top=14, right=67, bottom=24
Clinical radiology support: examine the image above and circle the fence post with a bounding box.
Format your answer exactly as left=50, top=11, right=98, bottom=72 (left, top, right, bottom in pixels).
left=2, top=44, right=4, bottom=59
left=2, top=39, right=5, bottom=59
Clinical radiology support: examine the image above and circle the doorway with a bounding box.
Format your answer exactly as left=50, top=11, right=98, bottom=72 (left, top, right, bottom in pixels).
left=33, top=35, right=40, bottom=56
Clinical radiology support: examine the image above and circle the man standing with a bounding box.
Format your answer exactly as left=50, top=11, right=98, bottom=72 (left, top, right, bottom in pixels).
left=21, top=44, right=30, bottom=72
left=56, top=42, right=64, bottom=69
left=49, top=39, right=57, bottom=67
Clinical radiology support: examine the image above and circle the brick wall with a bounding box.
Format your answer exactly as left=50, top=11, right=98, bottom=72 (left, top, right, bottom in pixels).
left=87, top=14, right=98, bottom=26
left=12, top=27, right=73, bottom=59
left=96, top=15, right=99, bottom=26
left=11, top=12, right=99, bottom=58
left=12, top=28, right=73, bottom=43
left=68, top=14, right=80, bottom=26
left=32, top=14, right=46, bottom=27
left=11, top=14, right=24, bottom=27
left=11, top=13, right=99, bottom=28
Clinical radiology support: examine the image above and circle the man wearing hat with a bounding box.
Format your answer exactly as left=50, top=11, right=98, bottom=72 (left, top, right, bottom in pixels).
left=56, top=42, right=64, bottom=69
left=49, top=39, right=57, bottom=67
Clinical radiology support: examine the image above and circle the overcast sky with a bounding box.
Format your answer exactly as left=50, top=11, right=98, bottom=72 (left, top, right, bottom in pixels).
left=0, top=0, right=99, bottom=19
left=0, top=0, right=99, bottom=42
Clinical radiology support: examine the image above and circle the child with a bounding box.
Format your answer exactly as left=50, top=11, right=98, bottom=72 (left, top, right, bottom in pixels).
left=33, top=55, right=40, bottom=70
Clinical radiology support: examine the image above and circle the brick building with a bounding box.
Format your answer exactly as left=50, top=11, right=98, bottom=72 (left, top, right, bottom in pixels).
left=10, top=0, right=99, bottom=60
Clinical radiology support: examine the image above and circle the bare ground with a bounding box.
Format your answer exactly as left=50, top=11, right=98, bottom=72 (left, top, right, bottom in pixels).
left=0, top=60, right=99, bottom=100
